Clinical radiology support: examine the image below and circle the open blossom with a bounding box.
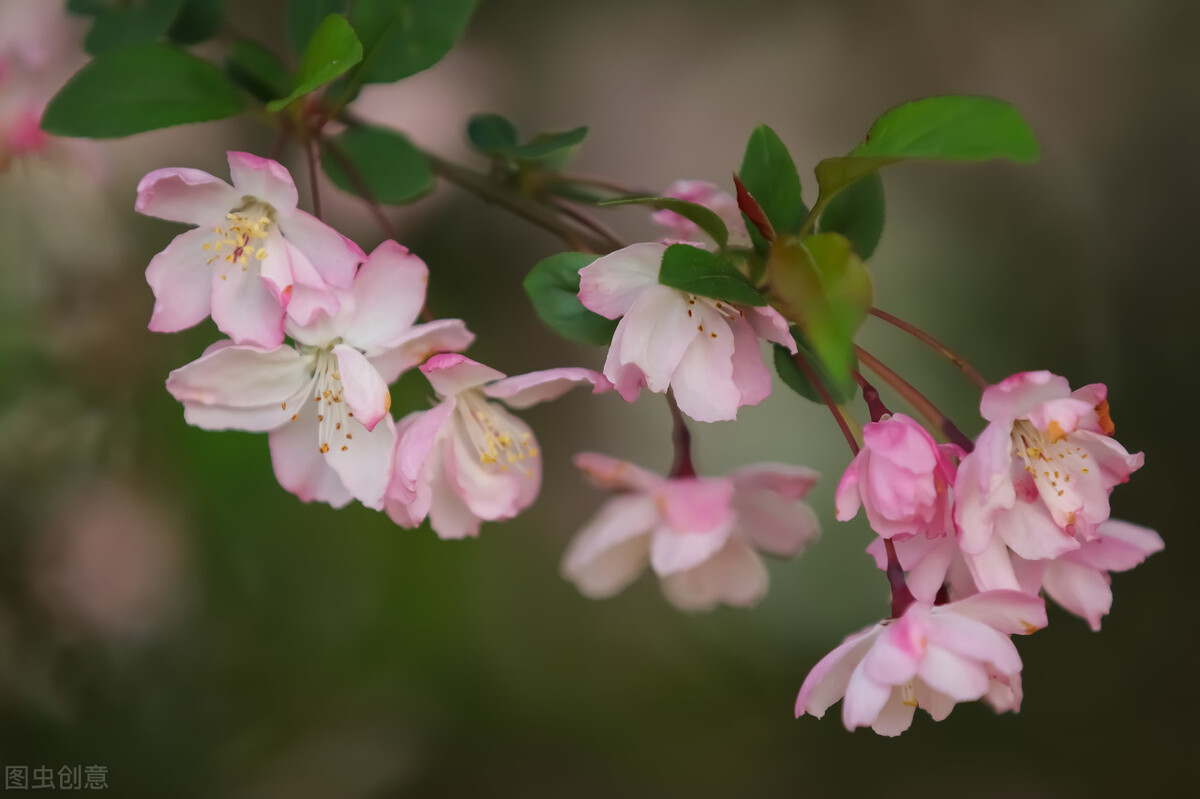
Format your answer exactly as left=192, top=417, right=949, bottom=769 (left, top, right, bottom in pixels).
left=795, top=591, right=1046, bottom=736
left=386, top=354, right=610, bottom=539
left=578, top=242, right=796, bottom=422
left=561, top=454, right=819, bottom=610
left=1011, top=519, right=1163, bottom=631
left=137, top=151, right=365, bottom=347
left=956, top=371, right=1144, bottom=561
left=836, top=413, right=959, bottom=541
left=166, top=241, right=472, bottom=509
left=652, top=180, right=750, bottom=247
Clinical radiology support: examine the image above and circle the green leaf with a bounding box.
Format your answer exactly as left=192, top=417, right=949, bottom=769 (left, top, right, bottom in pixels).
left=818, top=172, right=885, bottom=259
left=853, top=95, right=1039, bottom=161
left=767, top=233, right=872, bottom=386
left=351, top=0, right=479, bottom=84
left=524, top=253, right=617, bottom=347
left=806, top=96, right=1038, bottom=233
left=321, top=125, right=433, bottom=204
left=738, top=124, right=807, bottom=253
left=773, top=330, right=857, bottom=405
left=659, top=244, right=765, bottom=307
left=509, top=126, right=588, bottom=161
left=288, top=0, right=347, bottom=55
left=82, top=0, right=184, bottom=55
left=267, top=14, right=362, bottom=111
left=226, top=40, right=291, bottom=103
left=41, top=43, right=244, bottom=139
left=467, top=113, right=518, bottom=155
left=599, top=196, right=729, bottom=250
left=168, top=0, right=223, bottom=44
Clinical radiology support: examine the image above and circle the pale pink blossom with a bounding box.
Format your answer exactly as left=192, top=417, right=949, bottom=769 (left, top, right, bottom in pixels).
left=836, top=413, right=959, bottom=541
left=955, top=371, right=1143, bottom=561
left=795, top=591, right=1046, bottom=736
left=1011, top=519, right=1163, bottom=631
left=561, top=455, right=819, bottom=610
left=166, top=241, right=471, bottom=509
left=578, top=242, right=795, bottom=422
left=652, top=179, right=750, bottom=247
left=385, top=354, right=610, bottom=539
left=137, top=152, right=366, bottom=347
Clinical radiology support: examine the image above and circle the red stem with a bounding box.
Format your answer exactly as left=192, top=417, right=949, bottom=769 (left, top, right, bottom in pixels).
left=884, top=539, right=916, bottom=618
left=792, top=351, right=858, bottom=455
left=666, top=392, right=696, bottom=478
left=870, top=307, right=988, bottom=390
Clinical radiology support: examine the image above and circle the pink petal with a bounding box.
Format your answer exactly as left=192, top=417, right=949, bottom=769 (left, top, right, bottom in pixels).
left=337, top=240, right=426, bottom=349
left=862, top=607, right=926, bottom=685
left=727, top=314, right=773, bottom=408
left=286, top=284, right=341, bottom=329
left=659, top=538, right=769, bottom=611
left=210, top=266, right=286, bottom=348
left=166, top=343, right=309, bottom=410
left=332, top=345, right=390, bottom=432
left=573, top=452, right=662, bottom=493
left=732, top=485, right=819, bottom=558
left=728, top=463, right=819, bottom=498
left=601, top=317, right=648, bottom=402
left=145, top=227, right=216, bottom=333
left=834, top=460, right=863, bottom=522
left=561, top=494, right=659, bottom=597
left=914, top=680, right=957, bottom=722
left=1025, top=396, right=1094, bottom=436
left=484, top=367, right=611, bottom=409
left=962, top=534, right=1023, bottom=593
left=268, top=397, right=353, bottom=508
left=226, top=151, right=298, bottom=212
left=182, top=379, right=314, bottom=433
left=367, top=319, right=475, bottom=384
left=1042, top=559, right=1112, bottom=631
left=1072, top=519, right=1164, bottom=572
left=277, top=208, right=364, bottom=290
left=667, top=310, right=739, bottom=423
left=795, top=625, right=880, bottom=718
left=649, top=521, right=734, bottom=576
left=656, top=477, right=735, bottom=533
left=954, top=422, right=1018, bottom=555
left=392, top=398, right=456, bottom=491
left=444, top=413, right=530, bottom=520
left=746, top=306, right=796, bottom=352
left=842, top=659, right=893, bottom=730
left=945, top=590, right=1048, bottom=636
left=577, top=242, right=665, bottom=319
left=916, top=645, right=990, bottom=702
left=871, top=687, right=917, bottom=737
left=135, top=167, right=237, bottom=225
left=323, top=413, right=396, bottom=510
left=421, top=353, right=505, bottom=397
left=980, top=370, right=1071, bottom=422
left=995, top=499, right=1080, bottom=561
left=427, top=469, right=483, bottom=539
left=926, top=612, right=1023, bottom=675
left=614, top=285, right=698, bottom=393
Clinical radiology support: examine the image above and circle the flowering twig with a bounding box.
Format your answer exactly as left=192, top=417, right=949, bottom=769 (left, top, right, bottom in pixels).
left=869, top=307, right=988, bottom=389
left=855, top=345, right=974, bottom=452
left=666, top=391, right=696, bottom=478
left=792, top=351, right=859, bottom=455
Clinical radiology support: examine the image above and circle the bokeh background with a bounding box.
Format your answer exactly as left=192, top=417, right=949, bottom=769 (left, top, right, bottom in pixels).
left=1, top=0, right=1197, bottom=796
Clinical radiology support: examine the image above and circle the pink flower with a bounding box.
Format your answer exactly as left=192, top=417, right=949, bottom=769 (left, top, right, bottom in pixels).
left=136, top=151, right=366, bottom=347
left=1011, top=519, right=1163, bottom=631
left=578, top=242, right=795, bottom=422
left=385, top=354, right=610, bottom=539
left=166, top=241, right=472, bottom=509
left=561, top=455, right=819, bottom=610
left=652, top=179, right=750, bottom=247
left=836, top=413, right=959, bottom=541
left=955, top=371, right=1143, bottom=560
left=795, top=591, right=1046, bottom=736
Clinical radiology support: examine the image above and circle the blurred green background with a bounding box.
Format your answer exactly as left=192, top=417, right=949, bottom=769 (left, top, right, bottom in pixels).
left=1, top=0, right=1196, bottom=796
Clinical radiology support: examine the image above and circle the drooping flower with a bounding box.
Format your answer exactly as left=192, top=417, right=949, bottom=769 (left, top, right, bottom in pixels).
left=955, top=371, right=1143, bottom=560
left=385, top=354, right=610, bottom=539
left=137, top=151, right=365, bottom=347
left=166, top=241, right=472, bottom=509
left=1011, top=519, right=1163, bottom=631
left=578, top=242, right=795, bottom=422
left=836, top=413, right=959, bottom=541
left=652, top=179, right=750, bottom=247
left=795, top=591, right=1046, bottom=736
left=561, top=454, right=819, bottom=610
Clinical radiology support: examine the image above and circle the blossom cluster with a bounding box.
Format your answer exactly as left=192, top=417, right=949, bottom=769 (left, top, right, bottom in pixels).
left=142, top=152, right=610, bottom=539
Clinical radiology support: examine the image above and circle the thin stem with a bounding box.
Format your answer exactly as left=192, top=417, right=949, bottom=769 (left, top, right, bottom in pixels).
left=305, top=138, right=323, bottom=220
left=552, top=173, right=651, bottom=197
left=851, top=370, right=891, bottom=423
left=666, top=392, right=696, bottom=478
left=792, top=350, right=859, bottom=455
left=552, top=199, right=627, bottom=253
left=870, top=307, right=988, bottom=389
left=884, top=539, right=916, bottom=618
left=855, top=346, right=974, bottom=453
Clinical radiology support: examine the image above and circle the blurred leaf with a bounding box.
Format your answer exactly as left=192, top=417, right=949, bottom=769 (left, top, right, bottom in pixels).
left=767, top=233, right=872, bottom=387
left=41, top=43, right=243, bottom=139
left=321, top=125, right=433, bottom=204
left=467, top=113, right=518, bottom=155
left=66, top=0, right=111, bottom=14
left=808, top=96, right=1038, bottom=232
left=599, top=196, right=728, bottom=250
left=659, top=244, right=765, bottom=307
left=773, top=329, right=857, bottom=405
left=524, top=253, right=616, bottom=347
left=287, top=0, right=347, bottom=55
left=351, top=0, right=479, bottom=84
left=738, top=124, right=807, bottom=253
left=82, top=0, right=184, bottom=55
left=268, top=13, right=362, bottom=111
left=509, top=127, right=588, bottom=160
left=167, top=0, right=223, bottom=44
left=226, top=40, right=291, bottom=103
left=818, top=172, right=885, bottom=259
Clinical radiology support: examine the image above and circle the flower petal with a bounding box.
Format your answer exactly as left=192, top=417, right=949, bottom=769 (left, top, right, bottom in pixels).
left=421, top=353, right=505, bottom=397
left=573, top=452, right=662, bottom=493
left=332, top=345, right=390, bottom=432
left=268, top=396, right=353, bottom=508
left=659, top=538, right=769, bottom=611
left=561, top=494, right=658, bottom=598
left=727, top=314, right=772, bottom=408
left=577, top=241, right=665, bottom=319
left=135, top=167, right=237, bottom=224
left=483, top=367, right=611, bottom=409
left=367, top=319, right=475, bottom=384
left=746, top=305, right=796, bottom=352
left=615, top=285, right=698, bottom=393
left=1042, top=559, right=1113, bottom=631
left=226, top=151, right=298, bottom=212
left=145, top=227, right=216, bottom=333
left=323, top=413, right=396, bottom=510
left=871, top=686, right=917, bottom=737
left=796, top=624, right=880, bottom=718
left=210, top=265, right=286, bottom=348
left=427, top=465, right=483, bottom=539
left=980, top=370, right=1072, bottom=422
left=166, top=343, right=309, bottom=410
left=649, top=521, right=734, bottom=576
left=946, top=590, right=1048, bottom=635
left=277, top=209, right=362, bottom=291
left=916, top=644, right=990, bottom=702
left=335, top=239, right=426, bottom=349
left=667, top=309, right=739, bottom=422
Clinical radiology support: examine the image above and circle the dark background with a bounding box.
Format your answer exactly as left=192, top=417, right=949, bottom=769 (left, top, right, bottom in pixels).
left=1, top=0, right=1196, bottom=796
